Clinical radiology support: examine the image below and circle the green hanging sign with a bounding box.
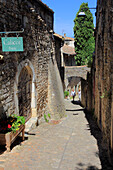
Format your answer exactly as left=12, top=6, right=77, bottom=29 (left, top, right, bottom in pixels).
left=1, top=37, right=23, bottom=52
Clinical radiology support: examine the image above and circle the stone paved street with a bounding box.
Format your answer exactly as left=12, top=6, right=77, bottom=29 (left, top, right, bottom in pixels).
left=0, top=99, right=112, bottom=170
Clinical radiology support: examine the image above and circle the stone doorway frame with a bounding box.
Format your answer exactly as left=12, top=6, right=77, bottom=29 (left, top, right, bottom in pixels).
left=14, top=59, right=37, bottom=118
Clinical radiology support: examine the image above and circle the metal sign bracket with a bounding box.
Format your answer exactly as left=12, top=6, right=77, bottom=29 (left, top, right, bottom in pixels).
left=0, top=28, right=24, bottom=36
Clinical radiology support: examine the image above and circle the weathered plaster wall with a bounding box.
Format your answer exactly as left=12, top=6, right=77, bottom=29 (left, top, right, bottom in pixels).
left=48, top=35, right=65, bottom=120
left=48, top=49, right=65, bottom=120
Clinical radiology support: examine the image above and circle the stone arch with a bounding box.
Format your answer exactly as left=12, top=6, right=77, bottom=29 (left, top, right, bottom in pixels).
left=64, top=66, right=90, bottom=91
left=14, top=59, right=37, bottom=119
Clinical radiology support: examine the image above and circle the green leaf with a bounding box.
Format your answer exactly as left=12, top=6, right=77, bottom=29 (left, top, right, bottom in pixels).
left=48, top=113, right=51, bottom=119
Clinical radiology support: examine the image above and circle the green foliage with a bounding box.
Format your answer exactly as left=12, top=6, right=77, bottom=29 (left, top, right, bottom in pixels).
left=48, top=113, right=51, bottom=119
left=11, top=114, right=25, bottom=124
left=10, top=114, right=25, bottom=132
left=44, top=114, right=49, bottom=123
left=73, top=3, right=95, bottom=66
left=70, top=96, right=73, bottom=99
left=44, top=113, right=51, bottom=123
left=0, top=114, right=25, bottom=133
left=64, top=91, right=69, bottom=98
left=100, top=89, right=111, bottom=99
left=100, top=93, right=105, bottom=99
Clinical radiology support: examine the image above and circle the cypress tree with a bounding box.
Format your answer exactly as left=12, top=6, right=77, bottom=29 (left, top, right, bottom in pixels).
left=73, top=3, right=95, bottom=66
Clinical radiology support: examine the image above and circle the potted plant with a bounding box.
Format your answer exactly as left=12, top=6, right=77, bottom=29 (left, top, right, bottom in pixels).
left=64, top=90, right=69, bottom=99
left=0, top=114, right=25, bottom=152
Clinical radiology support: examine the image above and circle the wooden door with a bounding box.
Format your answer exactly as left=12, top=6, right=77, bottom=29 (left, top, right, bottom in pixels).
left=18, top=67, right=32, bottom=121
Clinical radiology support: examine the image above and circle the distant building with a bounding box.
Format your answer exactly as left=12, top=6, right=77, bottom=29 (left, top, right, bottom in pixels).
left=61, top=36, right=76, bottom=67
left=63, top=36, right=75, bottom=48
left=59, top=34, right=89, bottom=92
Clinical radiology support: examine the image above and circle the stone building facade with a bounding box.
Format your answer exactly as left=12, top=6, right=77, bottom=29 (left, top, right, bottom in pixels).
left=64, top=37, right=75, bottom=48
left=0, top=0, right=65, bottom=126
left=94, top=0, right=113, bottom=155
left=81, top=0, right=113, bottom=161
left=61, top=37, right=76, bottom=67
left=81, top=54, right=95, bottom=112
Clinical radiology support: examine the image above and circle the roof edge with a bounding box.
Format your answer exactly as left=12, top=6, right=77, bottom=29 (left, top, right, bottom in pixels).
left=38, top=0, right=54, bottom=13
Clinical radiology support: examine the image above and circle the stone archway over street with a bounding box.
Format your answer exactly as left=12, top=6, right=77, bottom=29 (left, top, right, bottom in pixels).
left=64, top=65, right=90, bottom=90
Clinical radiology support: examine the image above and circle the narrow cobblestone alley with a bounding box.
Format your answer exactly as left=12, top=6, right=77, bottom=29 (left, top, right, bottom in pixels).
left=0, top=99, right=112, bottom=170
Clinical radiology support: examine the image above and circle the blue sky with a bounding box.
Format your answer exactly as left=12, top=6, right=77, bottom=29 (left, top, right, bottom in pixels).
left=42, top=0, right=97, bottom=37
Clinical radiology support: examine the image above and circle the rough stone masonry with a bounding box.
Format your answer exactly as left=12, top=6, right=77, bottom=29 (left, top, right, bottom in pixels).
left=0, top=0, right=65, bottom=126
left=95, top=0, right=113, bottom=153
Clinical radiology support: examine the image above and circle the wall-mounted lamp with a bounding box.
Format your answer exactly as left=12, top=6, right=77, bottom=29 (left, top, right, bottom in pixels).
left=78, top=11, right=86, bottom=17
left=30, top=7, right=36, bottom=13
left=49, top=30, right=53, bottom=33
left=78, top=7, right=96, bottom=17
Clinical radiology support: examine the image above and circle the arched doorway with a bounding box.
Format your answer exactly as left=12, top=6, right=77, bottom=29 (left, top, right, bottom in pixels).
left=14, top=59, right=37, bottom=120
left=18, top=67, right=32, bottom=121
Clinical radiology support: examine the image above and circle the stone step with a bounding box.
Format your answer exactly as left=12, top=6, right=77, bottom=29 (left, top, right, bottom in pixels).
left=25, top=117, right=38, bottom=133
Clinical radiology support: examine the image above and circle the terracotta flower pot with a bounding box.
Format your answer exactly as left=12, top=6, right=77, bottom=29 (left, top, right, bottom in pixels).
left=0, top=124, right=25, bottom=152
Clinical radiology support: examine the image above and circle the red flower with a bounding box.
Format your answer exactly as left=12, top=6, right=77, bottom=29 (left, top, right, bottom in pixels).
left=8, top=124, right=12, bottom=128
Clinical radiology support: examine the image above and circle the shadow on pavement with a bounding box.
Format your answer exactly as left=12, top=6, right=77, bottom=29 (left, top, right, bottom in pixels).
left=0, top=136, right=28, bottom=155
left=76, top=163, right=99, bottom=170
left=71, top=100, right=81, bottom=105
left=66, top=109, right=84, bottom=112
left=72, top=100, right=113, bottom=170
left=25, top=132, right=36, bottom=136
left=84, top=110, right=113, bottom=170
left=11, top=136, right=28, bottom=150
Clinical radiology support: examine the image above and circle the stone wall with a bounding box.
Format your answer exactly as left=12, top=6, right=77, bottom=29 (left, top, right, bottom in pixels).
left=81, top=72, right=92, bottom=112
left=81, top=78, right=87, bottom=108
left=0, top=0, right=65, bottom=122
left=94, top=0, right=113, bottom=158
